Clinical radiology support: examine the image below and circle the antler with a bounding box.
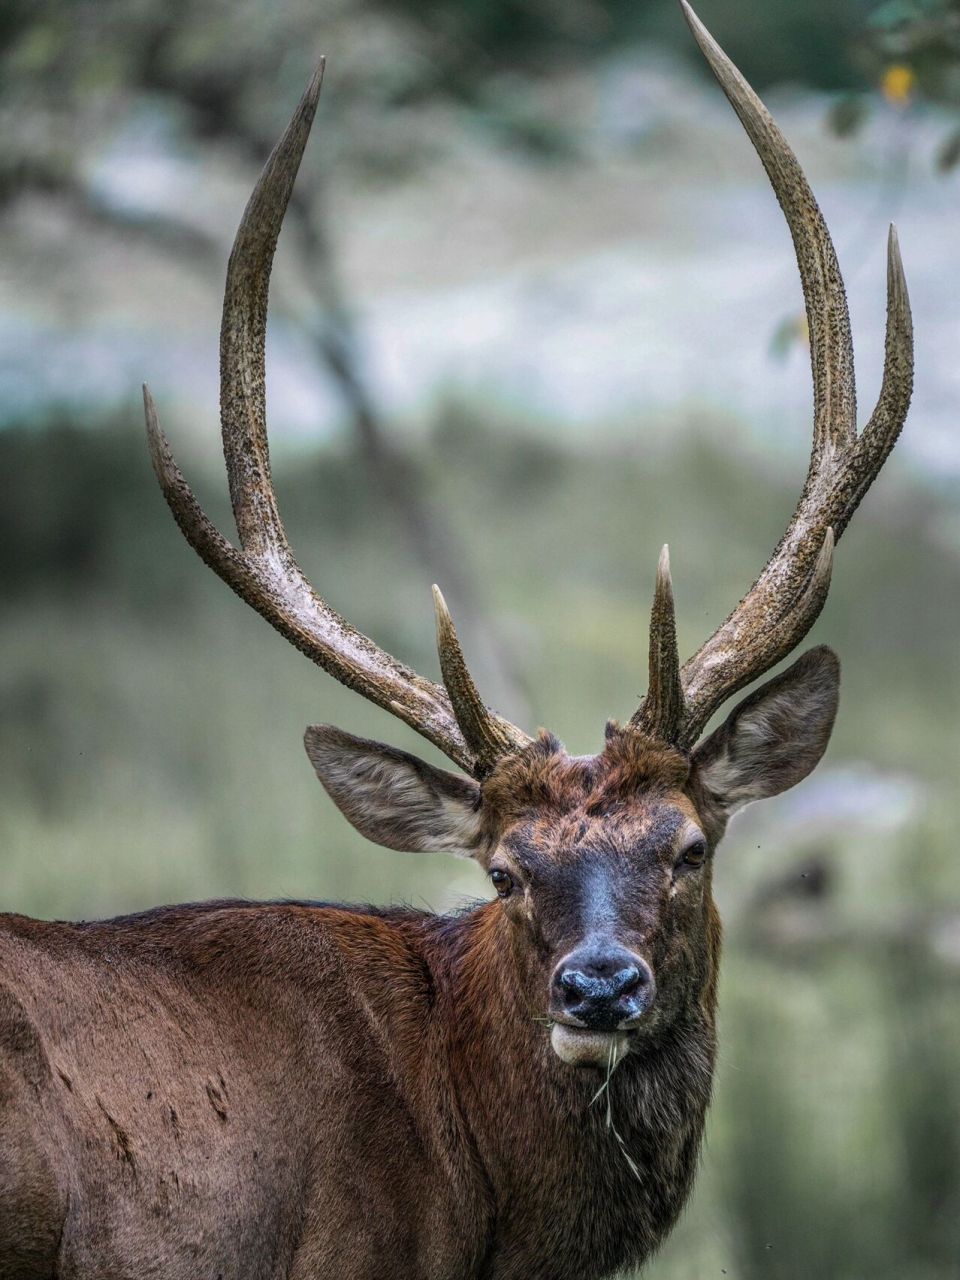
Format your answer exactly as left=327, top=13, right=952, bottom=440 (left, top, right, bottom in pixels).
left=144, top=61, right=530, bottom=778
left=632, top=1, right=913, bottom=751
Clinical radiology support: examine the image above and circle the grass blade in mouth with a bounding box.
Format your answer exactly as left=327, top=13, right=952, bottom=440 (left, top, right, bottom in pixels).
left=588, top=1037, right=643, bottom=1184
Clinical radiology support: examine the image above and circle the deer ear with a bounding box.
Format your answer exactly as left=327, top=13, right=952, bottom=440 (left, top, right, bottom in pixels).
left=304, top=725, right=483, bottom=855
left=691, top=646, right=840, bottom=819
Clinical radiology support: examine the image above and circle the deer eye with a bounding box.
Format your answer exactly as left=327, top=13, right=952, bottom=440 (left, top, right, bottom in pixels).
left=678, top=839, right=708, bottom=870
left=490, top=869, right=514, bottom=898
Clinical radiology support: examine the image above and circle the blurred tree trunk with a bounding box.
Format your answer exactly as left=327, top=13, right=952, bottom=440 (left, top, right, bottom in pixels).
left=285, top=185, right=529, bottom=719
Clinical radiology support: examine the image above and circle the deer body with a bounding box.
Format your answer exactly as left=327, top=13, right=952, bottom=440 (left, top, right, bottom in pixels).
left=1, top=2, right=913, bottom=1274
left=0, top=889, right=715, bottom=1279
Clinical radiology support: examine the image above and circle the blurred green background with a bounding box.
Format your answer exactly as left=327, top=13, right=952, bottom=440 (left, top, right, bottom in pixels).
left=2, top=0, right=959, bottom=1275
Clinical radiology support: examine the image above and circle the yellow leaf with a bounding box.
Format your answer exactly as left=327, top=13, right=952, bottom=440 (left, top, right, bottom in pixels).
left=882, top=64, right=914, bottom=106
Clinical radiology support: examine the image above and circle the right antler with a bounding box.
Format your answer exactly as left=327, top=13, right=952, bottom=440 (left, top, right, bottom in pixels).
left=632, top=1, right=913, bottom=750
left=144, top=61, right=530, bottom=778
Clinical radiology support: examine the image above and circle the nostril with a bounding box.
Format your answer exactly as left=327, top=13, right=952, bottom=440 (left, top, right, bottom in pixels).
left=613, top=965, right=642, bottom=998
left=553, top=953, right=654, bottom=1023
left=559, top=969, right=588, bottom=1006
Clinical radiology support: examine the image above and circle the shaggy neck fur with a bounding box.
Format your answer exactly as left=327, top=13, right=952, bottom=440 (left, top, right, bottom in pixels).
left=419, top=899, right=720, bottom=1279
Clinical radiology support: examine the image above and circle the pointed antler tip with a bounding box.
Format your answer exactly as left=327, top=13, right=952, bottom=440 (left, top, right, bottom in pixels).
left=655, top=545, right=675, bottom=605
left=142, top=396, right=176, bottom=488
left=678, top=0, right=711, bottom=47
left=886, top=223, right=908, bottom=282
left=142, top=383, right=161, bottom=442
left=432, top=584, right=452, bottom=629
left=307, top=58, right=326, bottom=101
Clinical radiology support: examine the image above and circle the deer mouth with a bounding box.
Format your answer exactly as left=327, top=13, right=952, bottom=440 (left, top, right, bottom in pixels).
left=549, top=1023, right=632, bottom=1069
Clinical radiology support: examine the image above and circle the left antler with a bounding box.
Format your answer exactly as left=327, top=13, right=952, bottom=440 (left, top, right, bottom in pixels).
left=631, top=0, right=913, bottom=750
left=144, top=60, right=530, bottom=778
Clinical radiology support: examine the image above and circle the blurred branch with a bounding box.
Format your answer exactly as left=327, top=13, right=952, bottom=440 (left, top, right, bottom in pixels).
left=0, top=158, right=217, bottom=257
left=0, top=99, right=530, bottom=722
left=287, top=183, right=531, bottom=718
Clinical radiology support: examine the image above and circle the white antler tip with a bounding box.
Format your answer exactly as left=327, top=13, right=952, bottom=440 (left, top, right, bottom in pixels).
left=306, top=59, right=325, bottom=102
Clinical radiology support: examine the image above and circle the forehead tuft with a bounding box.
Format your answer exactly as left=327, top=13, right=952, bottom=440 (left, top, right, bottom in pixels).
left=595, top=725, right=690, bottom=802
left=478, top=726, right=690, bottom=837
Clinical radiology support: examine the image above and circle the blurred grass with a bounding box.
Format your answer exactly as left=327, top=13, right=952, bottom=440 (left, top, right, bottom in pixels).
left=1, top=404, right=958, bottom=1276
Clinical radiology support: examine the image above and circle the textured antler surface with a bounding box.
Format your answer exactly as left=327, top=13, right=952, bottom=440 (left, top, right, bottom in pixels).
left=145, top=63, right=528, bottom=777
left=433, top=586, right=532, bottom=774
left=632, top=1, right=914, bottom=749
left=631, top=546, right=683, bottom=742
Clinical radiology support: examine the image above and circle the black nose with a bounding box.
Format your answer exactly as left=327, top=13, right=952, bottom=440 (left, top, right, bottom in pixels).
left=553, top=947, right=655, bottom=1031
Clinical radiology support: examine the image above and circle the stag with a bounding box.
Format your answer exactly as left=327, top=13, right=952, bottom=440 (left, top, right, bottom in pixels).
left=0, top=4, right=912, bottom=1277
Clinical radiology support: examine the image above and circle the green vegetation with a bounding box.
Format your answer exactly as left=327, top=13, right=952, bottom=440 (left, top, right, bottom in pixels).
left=1, top=408, right=958, bottom=1277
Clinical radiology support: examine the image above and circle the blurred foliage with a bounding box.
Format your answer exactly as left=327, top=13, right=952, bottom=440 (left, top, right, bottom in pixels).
left=826, top=0, right=960, bottom=171
left=868, top=0, right=960, bottom=99
left=869, top=0, right=960, bottom=169
left=3, top=404, right=958, bottom=897
left=0, top=0, right=878, bottom=189
left=1, top=412, right=959, bottom=1278
left=703, top=945, right=960, bottom=1280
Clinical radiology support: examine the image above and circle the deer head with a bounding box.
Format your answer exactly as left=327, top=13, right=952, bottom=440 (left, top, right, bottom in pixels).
left=145, top=1, right=912, bottom=1071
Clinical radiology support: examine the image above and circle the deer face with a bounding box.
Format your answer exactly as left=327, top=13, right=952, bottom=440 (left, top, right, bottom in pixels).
left=306, top=646, right=839, bottom=1069
left=477, top=733, right=713, bottom=1069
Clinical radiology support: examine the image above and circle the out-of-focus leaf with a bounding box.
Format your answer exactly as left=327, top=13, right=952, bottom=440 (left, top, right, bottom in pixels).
left=769, top=313, right=809, bottom=360
left=869, top=0, right=929, bottom=33
left=6, top=19, right=64, bottom=73
left=882, top=62, right=916, bottom=103
left=827, top=92, right=869, bottom=137
left=936, top=124, right=960, bottom=169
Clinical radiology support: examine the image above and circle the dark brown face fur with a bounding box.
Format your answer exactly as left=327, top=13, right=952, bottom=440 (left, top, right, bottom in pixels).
left=473, top=728, right=719, bottom=1067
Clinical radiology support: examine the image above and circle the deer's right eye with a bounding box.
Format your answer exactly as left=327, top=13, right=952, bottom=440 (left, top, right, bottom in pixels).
left=678, top=839, right=708, bottom=871
left=490, top=869, right=514, bottom=898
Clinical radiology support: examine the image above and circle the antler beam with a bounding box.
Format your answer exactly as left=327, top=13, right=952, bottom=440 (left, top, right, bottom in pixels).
left=632, top=1, right=913, bottom=750
left=144, top=61, right=529, bottom=777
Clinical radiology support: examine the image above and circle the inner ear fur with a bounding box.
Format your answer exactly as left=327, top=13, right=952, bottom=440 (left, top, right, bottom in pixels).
left=690, top=645, right=840, bottom=821
left=304, top=724, right=483, bottom=855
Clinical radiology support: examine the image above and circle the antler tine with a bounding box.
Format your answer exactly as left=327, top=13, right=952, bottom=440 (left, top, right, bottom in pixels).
left=433, top=586, right=532, bottom=775
left=630, top=546, right=683, bottom=741
left=848, top=225, right=914, bottom=512
left=679, top=0, right=856, bottom=453
left=145, top=63, right=531, bottom=777
left=630, top=3, right=913, bottom=751
left=220, top=60, right=324, bottom=557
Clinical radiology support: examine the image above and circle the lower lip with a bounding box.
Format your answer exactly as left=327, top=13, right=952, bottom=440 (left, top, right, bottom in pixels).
left=550, top=1024, right=632, bottom=1068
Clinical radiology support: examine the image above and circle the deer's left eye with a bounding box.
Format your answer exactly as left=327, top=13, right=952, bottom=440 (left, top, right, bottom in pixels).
left=678, top=839, right=707, bottom=870
left=490, top=869, right=514, bottom=898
